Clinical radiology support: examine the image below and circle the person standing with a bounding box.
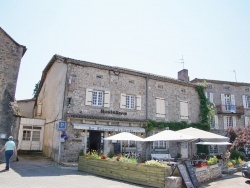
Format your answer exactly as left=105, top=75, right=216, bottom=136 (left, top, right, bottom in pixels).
left=0, top=136, right=17, bottom=171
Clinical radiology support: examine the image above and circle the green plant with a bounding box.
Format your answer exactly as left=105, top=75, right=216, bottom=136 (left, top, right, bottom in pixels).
left=230, top=150, right=243, bottom=160
left=78, top=149, right=84, bottom=156
left=145, top=160, right=166, bottom=167
left=206, top=156, right=218, bottom=165
left=107, top=150, right=115, bottom=158
left=88, top=150, right=100, bottom=159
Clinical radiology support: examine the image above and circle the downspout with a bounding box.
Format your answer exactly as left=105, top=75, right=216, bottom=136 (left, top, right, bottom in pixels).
left=145, top=76, right=149, bottom=160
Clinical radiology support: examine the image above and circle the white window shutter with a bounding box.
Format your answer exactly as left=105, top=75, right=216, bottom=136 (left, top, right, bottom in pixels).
left=160, top=98, right=166, bottom=117
left=232, top=116, right=236, bottom=127
left=136, top=95, right=141, bottom=110
left=156, top=98, right=165, bottom=118
left=210, top=93, right=214, bottom=103
left=243, top=95, right=246, bottom=108
left=245, top=116, right=249, bottom=127
left=221, top=93, right=225, bottom=111
left=85, top=88, right=93, bottom=106
left=156, top=98, right=161, bottom=117
left=223, top=116, right=227, bottom=130
left=120, top=93, right=126, bottom=109
left=214, top=115, right=219, bottom=129
left=180, top=101, right=189, bottom=120
left=205, top=92, right=208, bottom=98
left=104, top=91, right=110, bottom=108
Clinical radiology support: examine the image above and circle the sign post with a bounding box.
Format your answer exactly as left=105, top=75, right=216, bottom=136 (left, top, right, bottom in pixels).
left=58, top=121, right=67, bottom=162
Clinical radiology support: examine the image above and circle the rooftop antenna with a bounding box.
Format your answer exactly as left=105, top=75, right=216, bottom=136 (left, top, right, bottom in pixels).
left=233, top=70, right=237, bottom=82
left=176, top=55, right=184, bottom=69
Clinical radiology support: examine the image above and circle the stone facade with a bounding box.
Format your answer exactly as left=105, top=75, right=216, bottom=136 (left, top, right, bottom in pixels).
left=35, top=55, right=200, bottom=162
left=192, top=78, right=250, bottom=154
left=0, top=27, right=26, bottom=148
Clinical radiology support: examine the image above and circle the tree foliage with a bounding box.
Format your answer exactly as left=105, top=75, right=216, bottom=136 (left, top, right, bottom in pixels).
left=227, top=125, right=250, bottom=150
left=33, top=80, right=40, bottom=98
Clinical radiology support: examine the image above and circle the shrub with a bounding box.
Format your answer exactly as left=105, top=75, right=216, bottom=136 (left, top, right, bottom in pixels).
left=145, top=160, right=166, bottom=167
left=230, top=150, right=243, bottom=160
left=107, top=151, right=115, bottom=158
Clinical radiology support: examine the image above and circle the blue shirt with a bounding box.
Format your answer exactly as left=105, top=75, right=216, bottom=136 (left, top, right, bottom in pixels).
left=5, top=140, right=16, bottom=151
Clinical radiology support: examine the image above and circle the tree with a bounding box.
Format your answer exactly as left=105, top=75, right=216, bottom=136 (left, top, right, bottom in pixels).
left=33, top=80, right=40, bottom=98
left=226, top=125, right=250, bottom=150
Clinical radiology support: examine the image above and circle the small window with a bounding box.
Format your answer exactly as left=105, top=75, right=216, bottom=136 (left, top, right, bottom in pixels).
left=224, top=86, right=230, bottom=90
left=181, top=88, right=186, bottom=93
left=158, top=84, right=163, bottom=89
left=96, top=75, right=103, bottom=79
left=129, top=80, right=134, bottom=84
left=246, top=88, right=250, bottom=92
left=207, top=84, right=213, bottom=89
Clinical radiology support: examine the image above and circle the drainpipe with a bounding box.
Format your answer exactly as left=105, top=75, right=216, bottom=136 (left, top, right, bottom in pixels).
left=145, top=76, right=149, bottom=160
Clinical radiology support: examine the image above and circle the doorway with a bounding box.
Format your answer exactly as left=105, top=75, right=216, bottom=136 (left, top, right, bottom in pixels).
left=89, top=131, right=103, bottom=152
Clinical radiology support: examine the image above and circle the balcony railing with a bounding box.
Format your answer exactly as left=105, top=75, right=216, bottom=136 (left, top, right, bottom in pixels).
left=216, top=105, right=244, bottom=115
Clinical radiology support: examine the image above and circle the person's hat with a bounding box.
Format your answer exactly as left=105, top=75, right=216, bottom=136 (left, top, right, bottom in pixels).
left=8, top=136, right=13, bottom=140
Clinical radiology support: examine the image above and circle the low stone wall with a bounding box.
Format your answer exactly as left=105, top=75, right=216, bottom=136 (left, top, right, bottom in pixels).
left=195, top=164, right=222, bottom=182
left=78, top=157, right=172, bottom=188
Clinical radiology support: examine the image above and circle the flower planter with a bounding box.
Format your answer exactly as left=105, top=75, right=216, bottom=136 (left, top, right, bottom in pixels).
left=208, top=164, right=219, bottom=169
left=78, top=157, right=172, bottom=188
left=195, top=166, right=208, bottom=172
left=154, top=149, right=168, bottom=152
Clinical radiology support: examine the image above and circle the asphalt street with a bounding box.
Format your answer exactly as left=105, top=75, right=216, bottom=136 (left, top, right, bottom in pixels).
left=0, top=155, right=249, bottom=188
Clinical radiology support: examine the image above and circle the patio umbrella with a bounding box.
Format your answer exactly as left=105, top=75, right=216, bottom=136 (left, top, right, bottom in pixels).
left=144, top=130, right=196, bottom=162
left=195, top=141, right=232, bottom=145
left=104, top=132, right=144, bottom=141
left=144, top=129, right=196, bottom=142
left=177, top=127, right=229, bottom=142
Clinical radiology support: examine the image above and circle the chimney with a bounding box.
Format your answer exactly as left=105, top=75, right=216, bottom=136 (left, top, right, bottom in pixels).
left=178, top=69, right=189, bottom=82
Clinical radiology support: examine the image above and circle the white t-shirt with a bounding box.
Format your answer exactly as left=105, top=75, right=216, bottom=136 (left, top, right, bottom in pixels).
left=5, top=140, right=16, bottom=151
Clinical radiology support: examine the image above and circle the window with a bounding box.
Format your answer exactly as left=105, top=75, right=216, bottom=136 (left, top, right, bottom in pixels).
left=92, top=91, right=103, bottom=106
left=22, top=130, right=31, bottom=141
left=126, top=95, right=135, bottom=109
left=85, top=88, right=110, bottom=107
left=32, top=131, right=40, bottom=141
left=151, top=131, right=168, bottom=149
left=155, top=97, right=165, bottom=118
left=223, top=116, right=236, bottom=129
left=221, top=94, right=235, bottom=112
left=206, top=92, right=214, bottom=103
left=209, top=145, right=218, bottom=155
left=209, top=115, right=218, bottom=129
left=120, top=93, right=141, bottom=110
left=245, top=117, right=250, bottom=127
left=180, top=101, right=189, bottom=120
left=243, top=95, right=250, bottom=109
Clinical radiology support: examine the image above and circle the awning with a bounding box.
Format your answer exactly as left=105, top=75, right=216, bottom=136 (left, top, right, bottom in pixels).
left=73, top=123, right=145, bottom=133
left=196, top=141, right=232, bottom=145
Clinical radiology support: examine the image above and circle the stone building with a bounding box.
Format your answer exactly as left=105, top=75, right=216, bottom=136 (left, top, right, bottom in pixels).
left=0, top=27, right=26, bottom=146
left=191, top=78, right=250, bottom=155
left=35, top=55, right=200, bottom=162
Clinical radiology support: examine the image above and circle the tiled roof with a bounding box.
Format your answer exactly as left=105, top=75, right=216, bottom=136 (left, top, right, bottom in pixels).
left=191, top=78, right=250, bottom=86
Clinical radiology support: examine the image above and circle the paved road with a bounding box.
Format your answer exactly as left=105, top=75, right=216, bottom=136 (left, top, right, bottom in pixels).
left=0, top=155, right=250, bottom=188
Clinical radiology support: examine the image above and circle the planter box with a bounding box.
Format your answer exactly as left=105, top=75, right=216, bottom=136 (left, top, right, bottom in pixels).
left=208, top=164, right=219, bottom=169
left=78, top=157, right=172, bottom=188
left=195, top=166, right=208, bottom=172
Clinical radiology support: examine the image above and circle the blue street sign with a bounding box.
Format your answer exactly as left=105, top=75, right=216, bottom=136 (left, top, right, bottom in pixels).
left=58, top=121, right=67, bottom=131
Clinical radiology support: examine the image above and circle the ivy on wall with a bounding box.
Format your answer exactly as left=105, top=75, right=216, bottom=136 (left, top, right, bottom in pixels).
left=143, top=85, right=213, bottom=155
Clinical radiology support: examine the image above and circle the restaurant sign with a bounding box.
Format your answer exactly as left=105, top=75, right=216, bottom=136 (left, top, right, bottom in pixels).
left=73, top=123, right=145, bottom=133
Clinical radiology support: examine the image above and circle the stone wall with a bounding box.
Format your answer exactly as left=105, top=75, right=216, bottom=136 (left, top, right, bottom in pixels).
left=0, top=27, right=26, bottom=150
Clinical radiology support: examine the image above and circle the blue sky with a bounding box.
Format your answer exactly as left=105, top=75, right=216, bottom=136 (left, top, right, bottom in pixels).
left=1, top=0, right=250, bottom=100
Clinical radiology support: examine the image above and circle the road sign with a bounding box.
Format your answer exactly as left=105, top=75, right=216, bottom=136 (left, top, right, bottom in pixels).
left=58, top=121, right=67, bottom=131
